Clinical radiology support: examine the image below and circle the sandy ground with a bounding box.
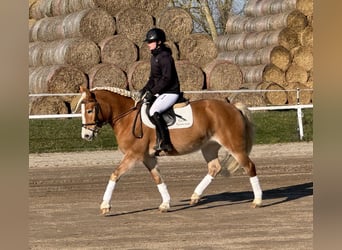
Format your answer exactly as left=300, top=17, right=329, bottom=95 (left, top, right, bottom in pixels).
left=29, top=142, right=313, bottom=249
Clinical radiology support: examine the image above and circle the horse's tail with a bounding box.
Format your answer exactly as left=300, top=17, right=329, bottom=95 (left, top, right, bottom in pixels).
left=220, top=102, right=254, bottom=176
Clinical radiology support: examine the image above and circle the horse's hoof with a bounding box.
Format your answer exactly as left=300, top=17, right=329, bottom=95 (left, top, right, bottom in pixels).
left=190, top=193, right=200, bottom=205
left=100, top=207, right=111, bottom=215
left=251, top=198, right=262, bottom=208
left=158, top=202, right=170, bottom=212
left=100, top=201, right=111, bottom=215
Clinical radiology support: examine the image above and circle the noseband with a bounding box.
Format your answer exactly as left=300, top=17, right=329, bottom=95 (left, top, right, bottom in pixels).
left=82, top=101, right=104, bottom=133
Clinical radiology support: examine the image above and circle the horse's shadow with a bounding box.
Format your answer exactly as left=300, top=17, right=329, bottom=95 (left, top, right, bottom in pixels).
left=106, top=182, right=313, bottom=216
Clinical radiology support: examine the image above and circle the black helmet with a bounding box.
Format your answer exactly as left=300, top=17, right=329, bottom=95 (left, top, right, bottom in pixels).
left=144, top=28, right=166, bottom=43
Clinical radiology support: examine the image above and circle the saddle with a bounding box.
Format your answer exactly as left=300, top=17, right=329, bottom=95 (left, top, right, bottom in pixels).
left=145, top=92, right=190, bottom=127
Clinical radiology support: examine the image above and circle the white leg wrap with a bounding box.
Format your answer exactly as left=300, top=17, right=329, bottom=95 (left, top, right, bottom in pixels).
left=103, top=180, right=116, bottom=203
left=194, top=174, right=214, bottom=196
left=157, top=183, right=170, bottom=203
left=250, top=176, right=262, bottom=199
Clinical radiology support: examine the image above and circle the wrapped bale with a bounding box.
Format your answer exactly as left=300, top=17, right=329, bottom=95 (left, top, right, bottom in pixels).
left=127, top=61, right=150, bottom=91
left=139, top=40, right=179, bottom=61
left=99, top=35, right=138, bottom=72
left=87, top=63, right=128, bottom=89
left=29, top=65, right=87, bottom=94
left=256, top=81, right=288, bottom=105
left=285, top=63, right=308, bottom=84
left=29, top=0, right=97, bottom=20
left=115, top=8, right=154, bottom=45
left=203, top=60, right=243, bottom=90
left=225, top=10, right=307, bottom=34
left=29, top=8, right=116, bottom=44
left=29, top=96, right=69, bottom=115
left=218, top=45, right=291, bottom=71
left=286, top=82, right=313, bottom=104
left=240, top=64, right=285, bottom=85
left=29, top=38, right=100, bottom=72
left=178, top=33, right=217, bottom=69
left=156, top=7, right=193, bottom=43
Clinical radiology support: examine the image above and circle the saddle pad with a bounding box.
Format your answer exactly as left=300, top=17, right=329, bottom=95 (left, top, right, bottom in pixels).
left=141, top=103, right=193, bottom=129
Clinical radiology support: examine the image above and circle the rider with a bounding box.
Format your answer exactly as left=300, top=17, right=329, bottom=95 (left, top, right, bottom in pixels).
left=139, top=28, right=180, bottom=152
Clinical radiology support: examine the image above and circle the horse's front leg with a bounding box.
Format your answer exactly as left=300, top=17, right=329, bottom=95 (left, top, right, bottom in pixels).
left=100, top=154, right=137, bottom=215
left=144, top=157, right=171, bottom=212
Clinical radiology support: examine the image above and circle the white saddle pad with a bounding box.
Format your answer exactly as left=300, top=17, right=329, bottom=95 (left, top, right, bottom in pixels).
left=141, top=103, right=193, bottom=129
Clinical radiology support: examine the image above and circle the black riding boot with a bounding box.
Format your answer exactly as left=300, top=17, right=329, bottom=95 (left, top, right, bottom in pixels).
left=151, top=112, right=173, bottom=152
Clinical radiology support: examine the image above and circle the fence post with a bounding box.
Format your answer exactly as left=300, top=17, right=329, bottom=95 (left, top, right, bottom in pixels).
left=296, top=88, right=304, bottom=140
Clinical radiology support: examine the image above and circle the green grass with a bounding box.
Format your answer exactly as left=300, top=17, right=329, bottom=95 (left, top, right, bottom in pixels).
left=29, top=109, right=312, bottom=153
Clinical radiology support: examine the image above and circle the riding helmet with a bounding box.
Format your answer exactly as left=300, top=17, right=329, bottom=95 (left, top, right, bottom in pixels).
left=144, top=28, right=166, bottom=43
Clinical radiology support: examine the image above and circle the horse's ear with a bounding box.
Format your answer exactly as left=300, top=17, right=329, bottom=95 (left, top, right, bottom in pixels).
left=79, top=84, right=87, bottom=93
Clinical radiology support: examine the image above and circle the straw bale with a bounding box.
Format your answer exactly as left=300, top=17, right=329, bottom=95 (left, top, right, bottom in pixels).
left=95, top=0, right=131, bottom=16
left=87, top=63, right=128, bottom=89
left=139, top=41, right=179, bottom=61
left=216, top=28, right=299, bottom=51
left=99, top=35, right=138, bottom=72
left=244, top=0, right=297, bottom=17
left=29, top=96, right=69, bottom=115
left=156, top=7, right=193, bottom=43
left=29, top=8, right=115, bottom=44
left=29, top=65, right=87, bottom=94
left=299, top=25, right=313, bottom=47
left=133, top=0, right=169, bottom=16
left=240, top=64, right=285, bottom=85
left=175, top=60, right=205, bottom=91
left=225, top=10, right=307, bottom=34
left=30, top=0, right=97, bottom=20
left=296, top=0, right=313, bottom=16
left=285, top=64, right=308, bottom=84
left=178, top=33, right=217, bottom=69
left=292, top=46, right=313, bottom=71
left=217, top=46, right=291, bottom=71
left=115, top=8, right=154, bottom=46
left=127, top=61, right=151, bottom=91
left=286, top=82, right=313, bottom=104
left=29, top=38, right=100, bottom=72
left=228, top=91, right=267, bottom=107
left=203, top=60, right=243, bottom=90
left=29, top=19, right=36, bottom=29
left=256, top=81, right=288, bottom=105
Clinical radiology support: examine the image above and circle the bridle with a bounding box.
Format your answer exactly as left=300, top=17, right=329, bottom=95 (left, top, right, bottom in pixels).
left=81, top=98, right=143, bottom=137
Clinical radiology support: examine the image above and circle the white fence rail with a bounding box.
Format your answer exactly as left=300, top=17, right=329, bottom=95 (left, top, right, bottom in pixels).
left=29, top=89, right=313, bottom=140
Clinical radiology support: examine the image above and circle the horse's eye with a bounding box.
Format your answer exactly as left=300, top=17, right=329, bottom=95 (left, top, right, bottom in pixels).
left=87, top=109, right=93, bottom=114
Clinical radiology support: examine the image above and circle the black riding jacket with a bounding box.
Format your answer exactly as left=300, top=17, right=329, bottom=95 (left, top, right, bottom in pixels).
left=143, top=45, right=180, bottom=95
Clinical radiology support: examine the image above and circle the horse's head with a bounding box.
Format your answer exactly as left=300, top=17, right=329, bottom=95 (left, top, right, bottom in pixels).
left=76, top=85, right=103, bottom=141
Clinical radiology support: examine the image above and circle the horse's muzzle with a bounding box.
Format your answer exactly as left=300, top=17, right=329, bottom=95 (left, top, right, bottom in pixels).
left=81, top=127, right=97, bottom=141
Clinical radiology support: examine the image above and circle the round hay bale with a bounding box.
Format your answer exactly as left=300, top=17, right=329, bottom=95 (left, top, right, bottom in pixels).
left=30, top=0, right=97, bottom=20
left=95, top=0, right=131, bottom=16
left=29, top=65, right=87, bottom=94
left=87, top=63, right=128, bottom=89
left=156, top=7, right=193, bottom=43
left=286, top=82, right=313, bottom=104
left=262, top=64, right=285, bottom=86
left=244, top=0, right=297, bottom=17
left=299, top=25, right=313, bottom=47
left=184, top=91, right=230, bottom=102
left=139, top=40, right=179, bottom=61
left=127, top=61, right=151, bottom=91
left=285, top=64, right=308, bottom=84
left=292, top=46, right=313, bottom=71
left=178, top=33, right=217, bottom=69
left=115, top=8, right=154, bottom=45
left=133, top=0, right=169, bottom=16
left=225, top=10, right=307, bottom=34
left=29, top=96, right=69, bottom=115
left=29, top=8, right=116, bottom=44
left=29, top=19, right=36, bottom=29
left=175, top=60, right=205, bottom=91
left=29, top=38, right=100, bottom=72
left=99, top=35, right=138, bottom=72
left=256, top=81, right=288, bottom=105
left=240, top=64, right=285, bottom=85
left=297, top=0, right=313, bottom=16
left=203, top=60, right=243, bottom=90
left=228, top=90, right=267, bottom=107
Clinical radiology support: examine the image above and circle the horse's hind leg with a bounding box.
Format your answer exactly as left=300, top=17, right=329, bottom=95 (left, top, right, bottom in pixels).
left=233, top=151, right=262, bottom=208
left=190, top=142, right=222, bottom=205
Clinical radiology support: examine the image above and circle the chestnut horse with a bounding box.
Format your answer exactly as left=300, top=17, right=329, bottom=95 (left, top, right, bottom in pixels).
left=75, top=86, right=262, bottom=215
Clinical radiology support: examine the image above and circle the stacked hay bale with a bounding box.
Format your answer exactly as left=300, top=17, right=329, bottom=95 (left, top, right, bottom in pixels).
left=216, top=0, right=313, bottom=105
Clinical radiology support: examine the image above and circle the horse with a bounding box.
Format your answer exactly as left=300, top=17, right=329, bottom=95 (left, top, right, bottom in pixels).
left=75, top=85, right=262, bottom=215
